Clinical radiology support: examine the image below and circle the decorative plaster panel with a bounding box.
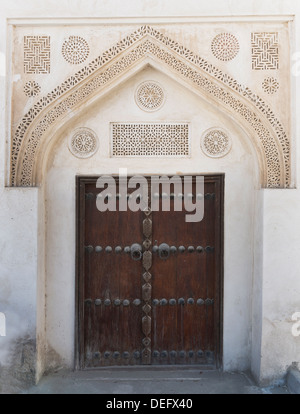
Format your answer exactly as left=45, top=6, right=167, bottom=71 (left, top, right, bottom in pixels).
left=62, top=36, right=90, bottom=65
left=68, top=128, right=98, bottom=158
left=24, top=36, right=51, bottom=74
left=251, top=32, right=279, bottom=70
left=135, top=81, right=165, bottom=111
left=111, top=123, right=190, bottom=157
left=11, top=25, right=290, bottom=188
left=201, top=128, right=232, bottom=158
left=211, top=33, right=240, bottom=61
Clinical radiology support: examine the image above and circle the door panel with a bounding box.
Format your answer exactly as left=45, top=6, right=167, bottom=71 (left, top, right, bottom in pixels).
left=80, top=181, right=144, bottom=367
left=151, top=178, right=221, bottom=365
left=76, top=175, right=223, bottom=369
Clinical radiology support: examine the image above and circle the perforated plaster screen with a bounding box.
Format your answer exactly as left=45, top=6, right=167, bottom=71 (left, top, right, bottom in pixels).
left=111, top=123, right=190, bottom=157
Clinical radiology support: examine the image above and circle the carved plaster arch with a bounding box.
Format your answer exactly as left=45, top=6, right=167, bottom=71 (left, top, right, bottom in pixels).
left=11, top=26, right=290, bottom=188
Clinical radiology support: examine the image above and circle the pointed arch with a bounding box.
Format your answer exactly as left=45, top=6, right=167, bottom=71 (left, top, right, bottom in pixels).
left=10, top=26, right=290, bottom=187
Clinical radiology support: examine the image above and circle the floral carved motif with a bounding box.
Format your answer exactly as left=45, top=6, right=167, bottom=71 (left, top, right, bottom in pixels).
left=201, top=129, right=231, bottom=158
left=68, top=128, right=98, bottom=158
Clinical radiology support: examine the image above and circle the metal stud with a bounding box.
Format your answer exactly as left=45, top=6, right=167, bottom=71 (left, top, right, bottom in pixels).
left=189, top=350, right=194, bottom=358
left=188, top=246, right=195, bottom=253
left=123, top=352, right=130, bottom=359
left=170, top=351, right=177, bottom=358
left=124, top=246, right=131, bottom=254
left=178, top=246, right=185, bottom=253
left=85, top=299, right=92, bottom=306
left=153, top=351, right=160, bottom=358
left=205, top=298, right=214, bottom=305
left=105, top=246, right=113, bottom=253
left=206, top=351, right=214, bottom=359
left=104, top=351, right=110, bottom=359
left=104, top=299, right=111, bottom=306
left=152, top=299, right=160, bottom=306
left=133, top=351, right=140, bottom=359
left=86, top=352, right=92, bottom=360
left=179, top=351, right=186, bottom=358
left=162, top=192, right=169, bottom=199
left=143, top=239, right=152, bottom=250
left=161, top=351, right=168, bottom=358
left=169, top=299, right=176, bottom=306
left=205, top=246, right=214, bottom=253
left=160, top=299, right=168, bottom=306
left=133, top=299, right=141, bottom=306
left=178, top=298, right=185, bottom=305
left=95, top=299, right=102, bottom=306
left=197, top=299, right=205, bottom=306
left=196, top=246, right=204, bottom=253
left=85, top=245, right=93, bottom=253
left=115, top=246, right=122, bottom=254
left=178, top=193, right=184, bottom=199
left=114, top=299, right=121, bottom=306
left=152, top=246, right=159, bottom=253
left=95, top=246, right=102, bottom=253
left=198, top=350, right=204, bottom=358
left=113, top=352, right=120, bottom=359
left=85, top=193, right=94, bottom=200
left=170, top=246, right=177, bottom=254
left=94, top=352, right=101, bottom=359
left=123, top=299, right=130, bottom=307
left=170, top=193, right=175, bottom=199
left=197, top=193, right=204, bottom=200
left=187, top=193, right=194, bottom=199
left=205, top=193, right=215, bottom=200
left=187, top=298, right=195, bottom=305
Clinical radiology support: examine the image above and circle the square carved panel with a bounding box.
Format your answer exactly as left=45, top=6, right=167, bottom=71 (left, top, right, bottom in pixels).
left=24, top=36, right=51, bottom=74
left=251, top=32, right=279, bottom=70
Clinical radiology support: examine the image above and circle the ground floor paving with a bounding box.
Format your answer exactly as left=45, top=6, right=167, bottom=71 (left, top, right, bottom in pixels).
left=23, top=368, right=290, bottom=395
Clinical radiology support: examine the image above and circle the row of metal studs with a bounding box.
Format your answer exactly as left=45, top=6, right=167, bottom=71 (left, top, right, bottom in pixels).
left=85, top=298, right=214, bottom=306
left=86, top=193, right=215, bottom=200
left=89, top=350, right=214, bottom=359
left=85, top=246, right=214, bottom=254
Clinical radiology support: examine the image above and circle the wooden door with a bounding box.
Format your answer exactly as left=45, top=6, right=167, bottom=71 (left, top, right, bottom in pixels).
left=76, top=175, right=223, bottom=369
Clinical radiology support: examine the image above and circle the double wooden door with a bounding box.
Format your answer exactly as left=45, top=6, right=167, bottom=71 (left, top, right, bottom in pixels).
left=76, top=175, right=223, bottom=369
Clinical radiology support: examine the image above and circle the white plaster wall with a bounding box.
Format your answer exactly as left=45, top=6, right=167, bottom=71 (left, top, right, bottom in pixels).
left=0, top=189, right=38, bottom=362
left=44, top=66, right=258, bottom=371
left=0, top=2, right=38, bottom=381
left=261, top=190, right=300, bottom=383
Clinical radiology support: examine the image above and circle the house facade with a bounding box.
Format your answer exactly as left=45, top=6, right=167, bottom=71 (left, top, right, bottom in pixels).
left=0, top=0, right=299, bottom=392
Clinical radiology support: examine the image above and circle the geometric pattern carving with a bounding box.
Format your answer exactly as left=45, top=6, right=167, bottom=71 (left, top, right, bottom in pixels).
left=211, top=33, right=240, bottom=61
left=262, top=77, right=279, bottom=95
left=135, top=81, right=165, bottom=111
left=12, top=26, right=289, bottom=188
left=142, top=206, right=152, bottom=365
left=68, top=128, right=98, bottom=159
left=201, top=128, right=231, bottom=158
left=24, top=81, right=41, bottom=97
left=62, top=36, right=90, bottom=65
left=251, top=33, right=279, bottom=70
left=24, top=36, right=50, bottom=74
left=111, top=123, right=190, bottom=157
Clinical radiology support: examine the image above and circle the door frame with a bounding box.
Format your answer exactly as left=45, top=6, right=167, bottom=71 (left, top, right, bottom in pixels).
left=75, top=174, right=224, bottom=370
